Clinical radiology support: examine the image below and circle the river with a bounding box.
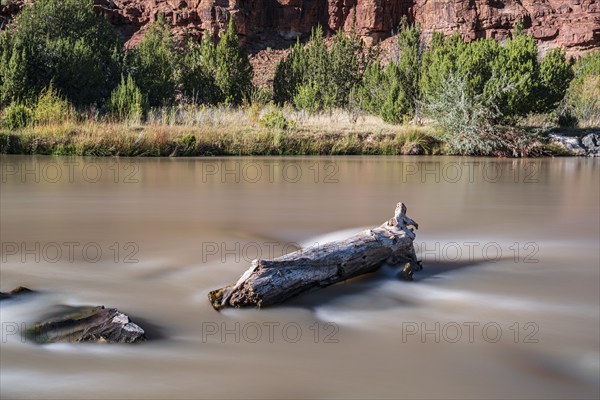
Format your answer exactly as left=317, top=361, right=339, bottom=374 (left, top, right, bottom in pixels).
left=1, top=155, right=599, bottom=399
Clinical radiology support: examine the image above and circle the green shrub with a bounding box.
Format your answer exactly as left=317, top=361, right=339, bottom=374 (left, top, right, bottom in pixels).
left=0, top=0, right=122, bottom=106
left=396, top=17, right=421, bottom=110
left=2, top=102, right=33, bottom=129
left=107, top=75, right=147, bottom=122
left=352, top=20, right=420, bottom=124
left=259, top=110, right=290, bottom=130
left=33, top=84, right=72, bottom=125
left=215, top=18, right=254, bottom=105
left=180, top=32, right=221, bottom=105
left=180, top=20, right=253, bottom=106
left=293, top=81, right=321, bottom=114
left=353, top=62, right=387, bottom=115
left=561, top=51, right=600, bottom=126
left=250, top=87, right=273, bottom=105
left=126, top=16, right=178, bottom=107
left=379, top=63, right=413, bottom=124
left=537, top=48, right=573, bottom=112
left=423, top=72, right=498, bottom=155
left=178, top=133, right=197, bottom=147
left=420, top=29, right=574, bottom=123
left=273, top=39, right=307, bottom=105
left=273, top=25, right=370, bottom=111
left=354, top=60, right=413, bottom=124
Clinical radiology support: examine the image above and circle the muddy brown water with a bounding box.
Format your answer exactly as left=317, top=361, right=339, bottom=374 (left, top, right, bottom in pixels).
left=1, top=155, right=598, bottom=399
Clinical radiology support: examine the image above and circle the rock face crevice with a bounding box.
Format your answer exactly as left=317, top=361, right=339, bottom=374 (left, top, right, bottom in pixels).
left=1, top=0, right=598, bottom=54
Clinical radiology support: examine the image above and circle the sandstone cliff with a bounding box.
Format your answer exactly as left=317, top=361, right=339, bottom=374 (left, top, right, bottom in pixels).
left=2, top=0, right=597, bottom=53
left=1, top=0, right=598, bottom=85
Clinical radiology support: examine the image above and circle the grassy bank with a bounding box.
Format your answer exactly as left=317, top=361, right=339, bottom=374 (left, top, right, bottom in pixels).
left=1, top=106, right=595, bottom=157
left=0, top=107, right=445, bottom=156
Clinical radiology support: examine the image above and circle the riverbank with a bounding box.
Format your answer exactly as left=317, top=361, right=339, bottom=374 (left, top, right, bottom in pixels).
left=1, top=107, right=598, bottom=157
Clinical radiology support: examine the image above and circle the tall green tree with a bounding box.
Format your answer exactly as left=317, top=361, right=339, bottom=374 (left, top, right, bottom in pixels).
left=273, top=38, right=307, bottom=104
left=215, top=18, right=253, bottom=105
left=273, top=24, right=369, bottom=111
left=485, top=32, right=539, bottom=119
left=180, top=31, right=221, bottom=105
left=0, top=0, right=122, bottom=106
left=397, top=17, right=421, bottom=109
left=126, top=15, right=178, bottom=107
left=536, top=48, right=573, bottom=112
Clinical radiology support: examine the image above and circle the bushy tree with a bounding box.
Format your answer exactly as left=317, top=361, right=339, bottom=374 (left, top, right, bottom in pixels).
left=536, top=48, right=573, bottom=112
left=180, top=20, right=253, bottom=106
left=273, top=25, right=369, bottom=112
left=107, top=75, right=147, bottom=121
left=419, top=34, right=464, bottom=99
left=32, top=83, right=73, bottom=125
left=562, top=50, right=600, bottom=125
left=456, top=38, right=500, bottom=95
left=126, top=15, right=178, bottom=107
left=215, top=18, right=254, bottom=105
left=420, top=28, right=574, bottom=123
left=180, top=32, right=221, bottom=104
left=396, top=17, right=421, bottom=109
left=485, top=32, right=539, bottom=119
left=353, top=21, right=420, bottom=123
left=0, top=0, right=121, bottom=106
left=273, top=39, right=307, bottom=105
left=423, top=72, right=498, bottom=155
left=353, top=62, right=388, bottom=115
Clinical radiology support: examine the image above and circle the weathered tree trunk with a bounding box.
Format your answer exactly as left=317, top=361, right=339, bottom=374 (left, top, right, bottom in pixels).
left=209, top=202, right=421, bottom=310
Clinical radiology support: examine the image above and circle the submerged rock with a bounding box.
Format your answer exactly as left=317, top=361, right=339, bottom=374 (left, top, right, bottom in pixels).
left=29, top=305, right=147, bottom=344
left=0, top=286, right=35, bottom=301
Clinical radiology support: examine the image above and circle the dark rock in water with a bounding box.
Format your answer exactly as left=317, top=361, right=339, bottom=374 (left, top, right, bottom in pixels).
left=0, top=286, right=34, bottom=301
left=548, top=134, right=586, bottom=155
left=549, top=132, right=600, bottom=157
left=29, top=305, right=147, bottom=344
left=581, top=133, right=600, bottom=157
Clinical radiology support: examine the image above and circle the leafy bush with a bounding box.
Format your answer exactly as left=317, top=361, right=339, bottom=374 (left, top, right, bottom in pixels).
left=293, top=81, right=321, bottom=114
left=33, top=84, right=73, bottom=125
left=180, top=32, right=221, bottom=105
left=259, top=110, right=290, bottom=130
left=485, top=33, right=540, bottom=119
left=178, top=133, right=197, bottom=148
left=420, top=29, right=573, bottom=123
left=180, top=20, right=253, bottom=106
left=273, top=26, right=370, bottom=111
left=250, top=87, right=273, bottom=105
left=352, top=20, right=420, bottom=124
left=215, top=18, right=254, bottom=105
left=354, top=61, right=412, bottom=124
left=0, top=0, right=121, bottom=106
left=126, top=16, right=178, bottom=107
left=107, top=75, right=147, bottom=122
left=2, top=102, right=33, bottom=129
left=561, top=51, right=600, bottom=126
left=537, top=48, right=573, bottom=112
left=396, top=18, right=421, bottom=110
left=423, top=72, right=498, bottom=155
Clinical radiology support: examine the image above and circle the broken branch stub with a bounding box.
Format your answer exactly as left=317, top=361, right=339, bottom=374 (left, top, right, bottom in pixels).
left=208, top=202, right=421, bottom=310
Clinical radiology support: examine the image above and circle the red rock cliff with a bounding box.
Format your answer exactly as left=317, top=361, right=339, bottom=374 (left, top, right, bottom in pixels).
left=2, top=0, right=598, bottom=54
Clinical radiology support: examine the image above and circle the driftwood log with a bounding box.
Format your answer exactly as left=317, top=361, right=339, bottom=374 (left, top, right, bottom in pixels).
left=209, top=202, right=421, bottom=310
